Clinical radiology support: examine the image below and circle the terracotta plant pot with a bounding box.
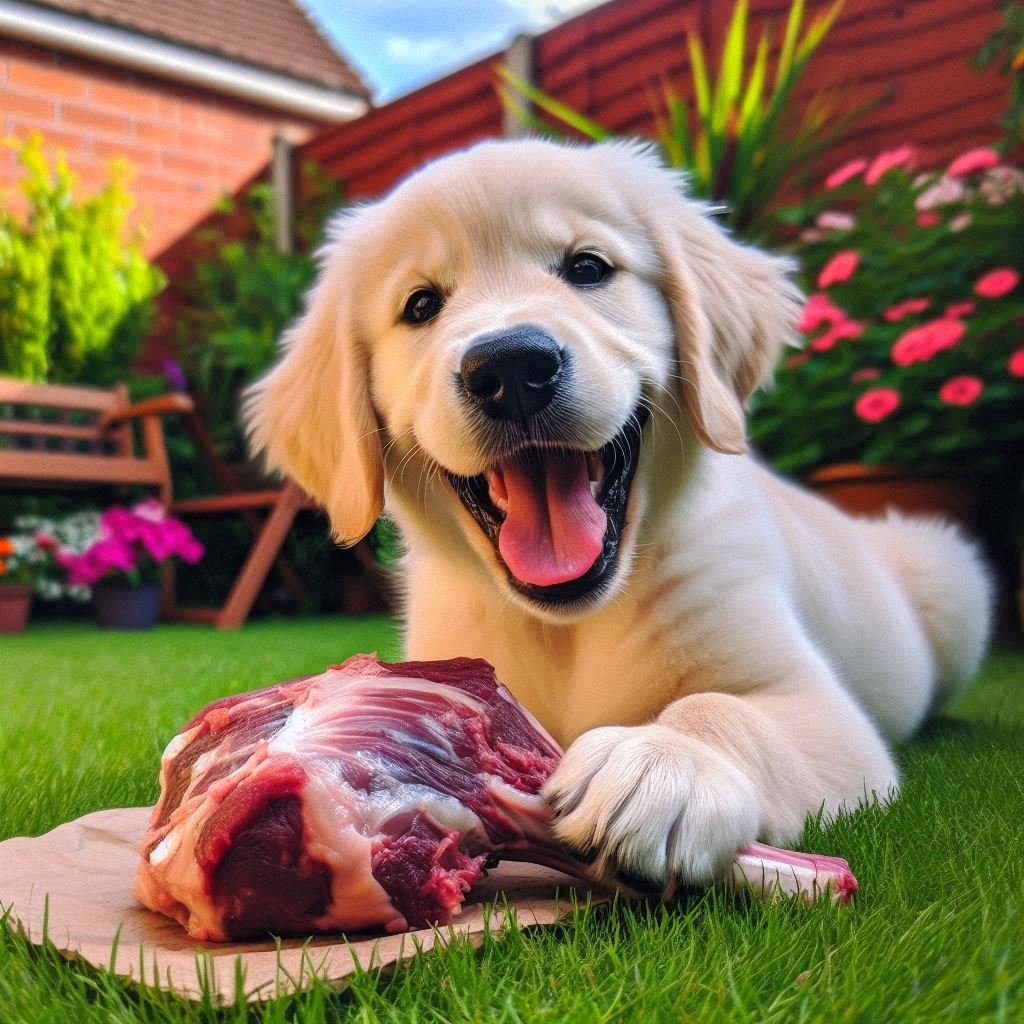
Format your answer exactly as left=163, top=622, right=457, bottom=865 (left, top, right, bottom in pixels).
left=0, top=584, right=33, bottom=634
left=93, top=582, right=161, bottom=631
left=806, top=463, right=978, bottom=529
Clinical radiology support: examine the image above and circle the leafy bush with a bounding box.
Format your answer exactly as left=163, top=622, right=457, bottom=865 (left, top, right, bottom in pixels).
left=498, top=0, right=859, bottom=241
left=750, top=145, right=1024, bottom=477
left=171, top=163, right=341, bottom=462
left=0, top=135, right=164, bottom=383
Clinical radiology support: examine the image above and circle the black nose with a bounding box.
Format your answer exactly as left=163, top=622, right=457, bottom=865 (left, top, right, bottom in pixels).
left=460, top=327, right=563, bottom=421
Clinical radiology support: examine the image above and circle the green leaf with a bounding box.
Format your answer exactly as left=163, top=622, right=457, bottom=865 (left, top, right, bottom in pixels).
left=494, top=66, right=611, bottom=140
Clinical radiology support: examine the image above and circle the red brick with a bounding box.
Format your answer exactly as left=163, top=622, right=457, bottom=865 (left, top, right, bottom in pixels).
left=90, top=78, right=160, bottom=118
left=91, top=136, right=159, bottom=168
left=159, top=149, right=218, bottom=179
left=2, top=90, right=57, bottom=123
left=8, top=59, right=87, bottom=100
left=7, top=120, right=86, bottom=156
left=134, top=119, right=180, bottom=146
left=59, top=101, right=130, bottom=136
left=156, top=96, right=181, bottom=122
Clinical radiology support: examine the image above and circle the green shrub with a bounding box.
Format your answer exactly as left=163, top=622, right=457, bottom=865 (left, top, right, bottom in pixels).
left=171, top=162, right=341, bottom=463
left=0, top=135, right=164, bottom=383
left=749, top=146, right=1024, bottom=477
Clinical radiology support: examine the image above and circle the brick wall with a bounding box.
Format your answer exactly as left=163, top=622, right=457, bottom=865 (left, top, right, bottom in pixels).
left=0, top=38, right=324, bottom=254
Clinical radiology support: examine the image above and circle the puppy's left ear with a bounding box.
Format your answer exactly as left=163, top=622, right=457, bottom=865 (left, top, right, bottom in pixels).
left=653, top=203, right=803, bottom=454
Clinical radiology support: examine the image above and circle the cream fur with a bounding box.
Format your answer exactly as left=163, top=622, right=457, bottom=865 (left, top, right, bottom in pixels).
left=247, top=139, right=993, bottom=886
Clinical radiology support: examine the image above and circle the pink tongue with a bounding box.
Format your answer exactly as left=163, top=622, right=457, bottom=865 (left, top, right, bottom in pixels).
left=497, top=452, right=607, bottom=588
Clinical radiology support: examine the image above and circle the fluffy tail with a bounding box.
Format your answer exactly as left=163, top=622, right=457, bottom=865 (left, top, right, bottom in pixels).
left=867, top=513, right=993, bottom=709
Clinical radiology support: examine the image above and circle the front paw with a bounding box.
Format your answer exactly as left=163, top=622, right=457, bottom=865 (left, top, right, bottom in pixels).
left=542, top=724, right=759, bottom=887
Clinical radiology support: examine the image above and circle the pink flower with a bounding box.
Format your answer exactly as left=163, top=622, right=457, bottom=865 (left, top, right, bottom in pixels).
left=825, top=158, right=868, bottom=189
left=1009, top=348, right=1024, bottom=377
left=916, top=177, right=964, bottom=210
left=945, top=301, right=975, bottom=318
left=916, top=211, right=941, bottom=228
left=851, top=368, right=881, bottom=382
left=974, top=268, right=1019, bottom=299
left=811, top=318, right=865, bottom=350
left=816, top=210, right=856, bottom=231
left=784, top=352, right=812, bottom=369
left=34, top=533, right=57, bottom=551
left=939, top=376, right=984, bottom=405
left=883, top=298, right=931, bottom=323
left=949, top=213, right=972, bottom=232
left=797, top=293, right=845, bottom=333
left=891, top=318, right=965, bottom=366
left=946, top=147, right=1000, bottom=178
left=132, top=498, right=167, bottom=523
left=817, top=251, right=860, bottom=288
left=865, top=145, right=915, bottom=185
left=855, top=387, right=901, bottom=423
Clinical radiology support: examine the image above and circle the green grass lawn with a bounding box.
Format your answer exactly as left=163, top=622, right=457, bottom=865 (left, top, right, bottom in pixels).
left=1, top=618, right=1022, bottom=1023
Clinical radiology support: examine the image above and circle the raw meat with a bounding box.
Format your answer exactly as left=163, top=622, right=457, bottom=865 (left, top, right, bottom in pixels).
left=133, top=654, right=573, bottom=941
left=134, top=654, right=858, bottom=942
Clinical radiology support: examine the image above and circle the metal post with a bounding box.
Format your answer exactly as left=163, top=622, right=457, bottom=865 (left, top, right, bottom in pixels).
left=502, top=32, right=535, bottom=138
left=271, top=131, right=295, bottom=255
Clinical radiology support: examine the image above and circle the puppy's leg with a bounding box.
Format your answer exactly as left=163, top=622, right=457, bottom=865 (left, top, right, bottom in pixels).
left=544, top=668, right=897, bottom=886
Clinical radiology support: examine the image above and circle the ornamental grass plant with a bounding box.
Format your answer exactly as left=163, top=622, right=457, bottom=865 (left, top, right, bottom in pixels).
left=750, top=145, right=1024, bottom=477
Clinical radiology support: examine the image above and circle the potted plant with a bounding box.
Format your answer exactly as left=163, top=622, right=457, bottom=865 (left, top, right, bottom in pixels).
left=56, top=499, right=204, bottom=630
left=0, top=528, right=57, bottom=633
left=750, top=143, right=1024, bottom=524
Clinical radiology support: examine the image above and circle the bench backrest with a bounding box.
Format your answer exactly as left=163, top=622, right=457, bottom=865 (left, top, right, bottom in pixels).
left=0, top=378, right=131, bottom=457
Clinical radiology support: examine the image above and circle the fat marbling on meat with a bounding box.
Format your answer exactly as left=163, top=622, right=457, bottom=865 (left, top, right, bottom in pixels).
left=133, top=654, right=572, bottom=941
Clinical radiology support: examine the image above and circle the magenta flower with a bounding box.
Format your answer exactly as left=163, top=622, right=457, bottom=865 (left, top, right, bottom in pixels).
left=945, top=301, right=975, bottom=319
left=974, top=268, right=1019, bottom=299
left=855, top=388, right=901, bottom=423
left=946, top=147, right=1000, bottom=178
left=797, top=293, right=845, bottom=333
left=825, top=158, right=868, bottom=189
left=865, top=145, right=915, bottom=185
left=938, top=376, right=984, bottom=405
left=1008, top=349, right=1024, bottom=378
left=56, top=502, right=204, bottom=589
left=883, top=298, right=930, bottom=323
left=817, top=251, right=860, bottom=288
left=891, top=318, right=965, bottom=367
left=811, top=318, right=864, bottom=351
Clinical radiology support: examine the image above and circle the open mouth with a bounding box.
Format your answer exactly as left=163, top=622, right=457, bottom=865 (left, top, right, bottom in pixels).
left=447, top=405, right=649, bottom=606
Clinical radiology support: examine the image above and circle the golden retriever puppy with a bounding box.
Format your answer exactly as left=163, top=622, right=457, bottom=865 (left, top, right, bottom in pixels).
left=247, top=139, right=991, bottom=886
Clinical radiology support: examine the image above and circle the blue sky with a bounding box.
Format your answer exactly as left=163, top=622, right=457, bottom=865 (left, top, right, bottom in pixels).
left=302, top=1, right=603, bottom=102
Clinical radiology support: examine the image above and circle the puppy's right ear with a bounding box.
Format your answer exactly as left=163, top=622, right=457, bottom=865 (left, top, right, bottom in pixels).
left=245, top=211, right=384, bottom=546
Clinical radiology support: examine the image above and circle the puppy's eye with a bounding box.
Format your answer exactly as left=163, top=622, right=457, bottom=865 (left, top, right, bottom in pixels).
left=402, top=289, right=443, bottom=325
left=565, top=252, right=613, bottom=287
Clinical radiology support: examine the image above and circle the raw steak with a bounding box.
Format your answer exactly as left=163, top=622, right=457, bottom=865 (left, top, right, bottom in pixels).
left=134, top=655, right=857, bottom=941
left=134, top=654, right=573, bottom=941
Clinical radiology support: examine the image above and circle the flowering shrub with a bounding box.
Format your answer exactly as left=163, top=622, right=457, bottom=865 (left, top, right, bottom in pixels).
left=750, top=144, right=1024, bottom=476
left=0, top=530, right=55, bottom=588
left=55, top=500, right=204, bottom=590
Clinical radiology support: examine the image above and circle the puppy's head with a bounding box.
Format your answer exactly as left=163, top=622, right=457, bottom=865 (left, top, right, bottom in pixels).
left=247, top=140, right=801, bottom=618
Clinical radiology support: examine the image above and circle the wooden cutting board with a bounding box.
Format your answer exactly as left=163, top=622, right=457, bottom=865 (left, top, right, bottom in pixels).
left=0, top=807, right=605, bottom=1003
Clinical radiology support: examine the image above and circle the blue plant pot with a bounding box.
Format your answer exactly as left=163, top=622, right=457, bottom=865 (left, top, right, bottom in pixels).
left=93, top=582, right=161, bottom=631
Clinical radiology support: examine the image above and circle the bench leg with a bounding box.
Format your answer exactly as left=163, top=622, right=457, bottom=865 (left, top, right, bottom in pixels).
left=215, top=482, right=307, bottom=629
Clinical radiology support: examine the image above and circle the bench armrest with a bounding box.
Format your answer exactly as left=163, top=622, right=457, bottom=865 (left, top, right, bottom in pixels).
left=100, top=393, right=194, bottom=429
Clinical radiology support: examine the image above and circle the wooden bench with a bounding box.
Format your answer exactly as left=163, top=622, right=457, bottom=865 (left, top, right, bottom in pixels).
left=0, top=377, right=322, bottom=628
left=0, top=378, right=192, bottom=504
